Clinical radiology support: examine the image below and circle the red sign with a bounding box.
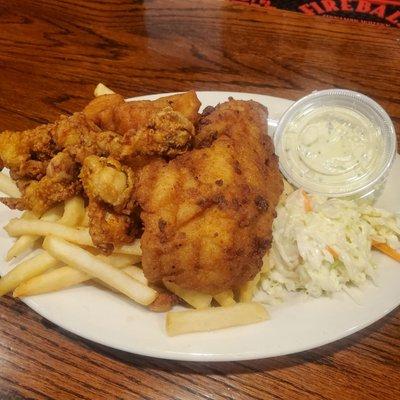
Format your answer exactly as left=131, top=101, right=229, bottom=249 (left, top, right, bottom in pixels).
left=232, top=0, right=400, bottom=27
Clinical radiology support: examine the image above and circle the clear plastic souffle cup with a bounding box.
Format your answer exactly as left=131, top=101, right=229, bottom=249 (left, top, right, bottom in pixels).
left=273, top=89, right=397, bottom=200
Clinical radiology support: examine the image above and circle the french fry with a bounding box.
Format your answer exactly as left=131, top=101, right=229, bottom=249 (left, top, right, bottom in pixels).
left=43, top=236, right=155, bottom=305
left=239, top=273, right=261, bottom=303
left=4, top=219, right=91, bottom=245
left=4, top=219, right=142, bottom=255
left=20, top=211, right=36, bottom=220
left=93, top=265, right=148, bottom=294
left=13, top=254, right=139, bottom=297
left=58, top=196, right=85, bottom=227
left=94, top=83, right=115, bottom=97
left=97, top=253, right=141, bottom=268
left=163, top=280, right=212, bottom=309
left=6, top=206, right=63, bottom=261
left=0, top=251, right=60, bottom=296
left=261, top=253, right=270, bottom=274
left=41, top=204, right=64, bottom=221
left=0, top=172, right=21, bottom=198
left=166, top=303, right=269, bottom=336
left=13, top=266, right=86, bottom=297
left=117, top=240, right=142, bottom=256
left=214, top=290, right=236, bottom=307
left=80, top=209, right=90, bottom=227
left=123, top=265, right=147, bottom=285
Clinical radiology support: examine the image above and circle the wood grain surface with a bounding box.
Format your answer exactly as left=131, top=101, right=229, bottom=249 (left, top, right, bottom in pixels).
left=0, top=0, right=399, bottom=399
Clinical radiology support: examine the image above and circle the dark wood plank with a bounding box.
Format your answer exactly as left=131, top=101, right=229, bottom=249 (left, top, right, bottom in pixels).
left=0, top=0, right=399, bottom=399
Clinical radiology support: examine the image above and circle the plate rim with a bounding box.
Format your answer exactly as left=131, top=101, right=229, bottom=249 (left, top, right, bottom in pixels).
left=2, top=90, right=399, bottom=362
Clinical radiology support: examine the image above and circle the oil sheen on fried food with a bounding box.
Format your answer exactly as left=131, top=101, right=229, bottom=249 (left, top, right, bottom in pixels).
left=281, top=105, right=384, bottom=195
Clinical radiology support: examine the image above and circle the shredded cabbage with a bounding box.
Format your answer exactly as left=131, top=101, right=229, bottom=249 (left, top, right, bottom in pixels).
left=256, top=188, right=400, bottom=304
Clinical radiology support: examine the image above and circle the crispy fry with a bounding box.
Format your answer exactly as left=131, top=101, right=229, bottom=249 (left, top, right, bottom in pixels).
left=4, top=219, right=141, bottom=255
left=0, top=251, right=60, bottom=296
left=58, top=196, right=85, bottom=227
left=239, top=272, right=261, bottom=303
left=6, top=212, right=38, bottom=261
left=13, top=266, right=84, bottom=297
left=13, top=253, right=139, bottom=297
left=20, top=211, right=36, bottom=220
left=261, top=252, right=270, bottom=274
left=40, top=204, right=64, bottom=221
left=116, top=241, right=142, bottom=256
left=43, top=236, right=155, bottom=305
left=163, top=280, right=212, bottom=309
left=123, top=265, right=148, bottom=285
left=80, top=209, right=90, bottom=227
left=96, top=253, right=141, bottom=268
left=94, top=83, right=115, bottom=97
left=372, top=240, right=400, bottom=262
left=0, top=172, right=21, bottom=198
left=6, top=206, right=63, bottom=261
left=5, top=219, right=92, bottom=242
left=166, top=303, right=268, bottom=336
left=214, top=290, right=236, bottom=307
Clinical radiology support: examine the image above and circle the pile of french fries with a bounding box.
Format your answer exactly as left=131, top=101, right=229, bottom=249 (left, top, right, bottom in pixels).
left=0, top=84, right=269, bottom=336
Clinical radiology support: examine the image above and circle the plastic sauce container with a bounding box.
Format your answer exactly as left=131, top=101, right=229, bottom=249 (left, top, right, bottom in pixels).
left=274, top=89, right=397, bottom=200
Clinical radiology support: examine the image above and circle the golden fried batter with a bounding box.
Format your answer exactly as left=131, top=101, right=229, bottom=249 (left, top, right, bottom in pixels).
left=80, top=156, right=135, bottom=212
left=2, top=152, right=81, bottom=215
left=0, top=91, right=200, bottom=224
left=86, top=201, right=138, bottom=254
left=116, top=107, right=195, bottom=158
left=136, top=100, right=283, bottom=294
left=85, top=91, right=200, bottom=131
left=0, top=124, right=56, bottom=180
left=80, top=156, right=138, bottom=252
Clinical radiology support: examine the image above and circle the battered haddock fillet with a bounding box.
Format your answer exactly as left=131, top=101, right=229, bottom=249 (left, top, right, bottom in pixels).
left=136, top=99, right=283, bottom=295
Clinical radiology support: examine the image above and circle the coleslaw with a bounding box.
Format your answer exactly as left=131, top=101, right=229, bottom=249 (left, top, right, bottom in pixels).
left=256, top=187, right=400, bottom=304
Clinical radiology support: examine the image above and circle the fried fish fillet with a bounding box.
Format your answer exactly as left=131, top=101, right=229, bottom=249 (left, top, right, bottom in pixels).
left=136, top=100, right=283, bottom=294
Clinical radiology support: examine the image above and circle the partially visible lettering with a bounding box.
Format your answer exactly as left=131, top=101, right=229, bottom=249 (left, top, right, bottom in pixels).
left=370, top=5, right=386, bottom=18
left=340, top=0, right=352, bottom=12
left=299, top=3, right=316, bottom=14
left=231, top=0, right=399, bottom=27
left=387, top=10, right=400, bottom=25
left=296, top=0, right=400, bottom=27
left=321, top=0, right=339, bottom=12
left=356, top=0, right=371, bottom=13
left=310, top=1, right=326, bottom=13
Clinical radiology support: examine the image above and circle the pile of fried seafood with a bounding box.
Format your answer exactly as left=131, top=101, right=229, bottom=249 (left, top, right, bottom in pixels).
left=0, top=90, right=283, bottom=304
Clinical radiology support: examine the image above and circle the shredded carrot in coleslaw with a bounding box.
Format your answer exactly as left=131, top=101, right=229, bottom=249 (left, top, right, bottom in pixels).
left=326, top=246, right=339, bottom=260
left=372, top=241, right=400, bottom=263
left=301, top=190, right=313, bottom=212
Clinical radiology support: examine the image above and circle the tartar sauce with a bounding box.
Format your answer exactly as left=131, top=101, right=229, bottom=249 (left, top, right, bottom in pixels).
left=279, top=106, right=384, bottom=195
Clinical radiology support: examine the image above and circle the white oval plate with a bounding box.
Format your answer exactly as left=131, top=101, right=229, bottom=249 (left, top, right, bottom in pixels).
left=1, top=92, right=399, bottom=362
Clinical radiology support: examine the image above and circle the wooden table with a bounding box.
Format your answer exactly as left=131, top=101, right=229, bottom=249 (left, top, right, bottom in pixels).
left=0, top=1, right=399, bottom=399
